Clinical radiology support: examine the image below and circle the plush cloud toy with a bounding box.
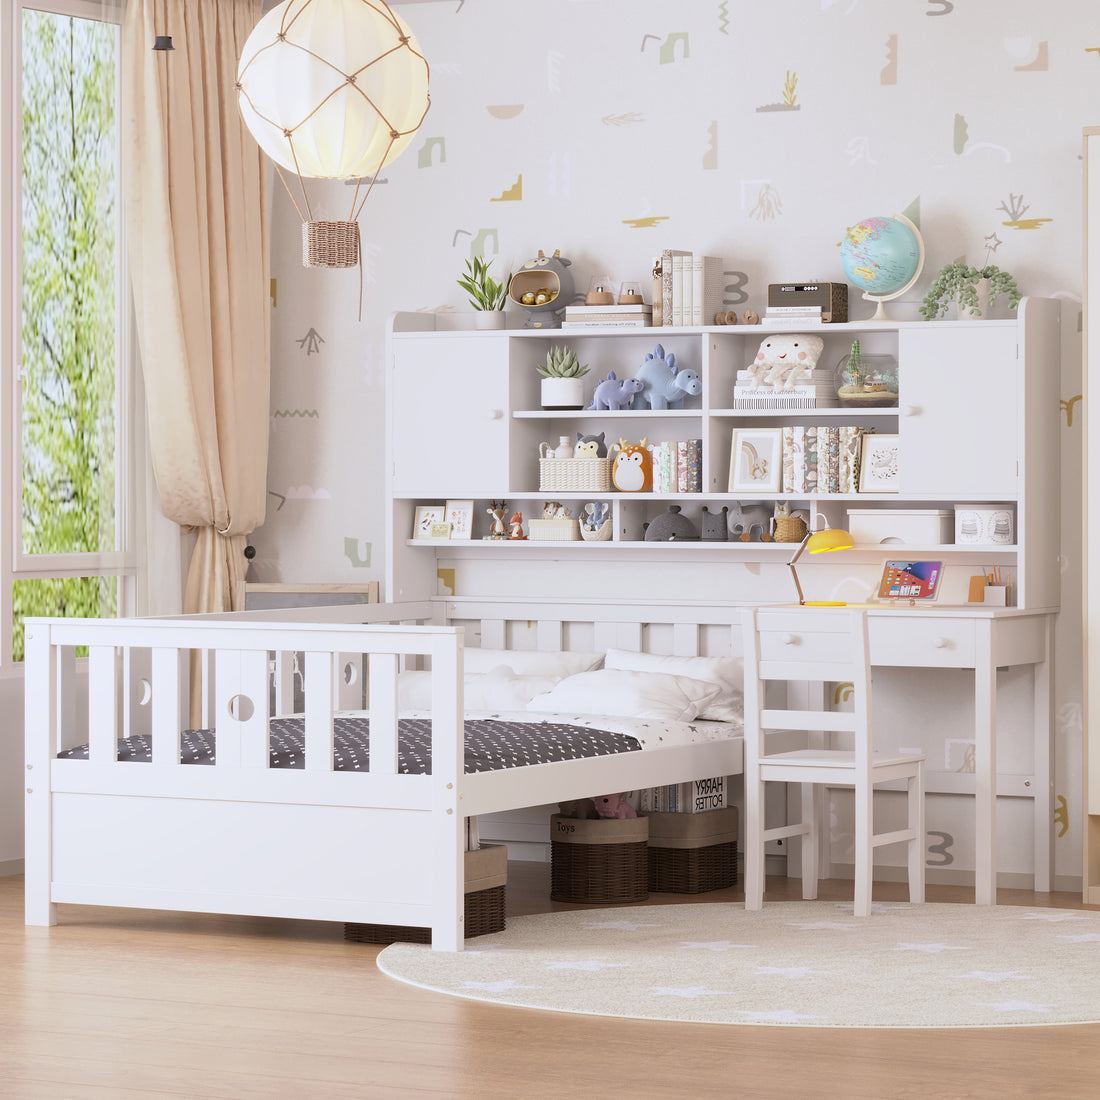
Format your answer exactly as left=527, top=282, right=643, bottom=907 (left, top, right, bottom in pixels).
left=749, top=333, right=825, bottom=391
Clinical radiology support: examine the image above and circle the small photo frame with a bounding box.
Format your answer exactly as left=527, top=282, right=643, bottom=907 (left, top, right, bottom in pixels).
left=413, top=504, right=445, bottom=539
left=445, top=499, right=474, bottom=540
left=858, top=433, right=900, bottom=493
left=728, top=428, right=782, bottom=493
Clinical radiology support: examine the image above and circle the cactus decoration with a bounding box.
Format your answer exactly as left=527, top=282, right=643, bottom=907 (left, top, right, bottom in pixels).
left=536, top=345, right=589, bottom=379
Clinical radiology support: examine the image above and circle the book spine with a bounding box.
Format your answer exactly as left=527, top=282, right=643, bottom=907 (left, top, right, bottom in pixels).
left=651, top=257, right=663, bottom=328
left=661, top=249, right=674, bottom=326
left=842, top=426, right=861, bottom=493
left=677, top=440, right=689, bottom=493
left=688, top=439, right=701, bottom=492
left=805, top=426, right=818, bottom=493
left=792, top=425, right=806, bottom=493
left=672, top=254, right=687, bottom=326
left=782, top=426, right=794, bottom=492
left=822, top=426, right=841, bottom=493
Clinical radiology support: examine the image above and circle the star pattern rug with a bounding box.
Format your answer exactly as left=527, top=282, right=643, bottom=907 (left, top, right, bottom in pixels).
left=377, top=901, right=1100, bottom=1028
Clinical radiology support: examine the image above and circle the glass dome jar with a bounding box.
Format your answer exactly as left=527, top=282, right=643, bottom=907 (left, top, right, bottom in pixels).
left=833, top=340, right=898, bottom=408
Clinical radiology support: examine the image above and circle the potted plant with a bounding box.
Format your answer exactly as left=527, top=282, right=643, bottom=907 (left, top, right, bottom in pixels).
left=536, top=345, right=589, bottom=409
left=456, top=256, right=511, bottom=328
left=919, top=262, right=1022, bottom=321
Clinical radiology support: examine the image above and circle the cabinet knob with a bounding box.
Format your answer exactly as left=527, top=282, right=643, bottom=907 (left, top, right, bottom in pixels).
left=487, top=408, right=503, bottom=420
left=901, top=404, right=920, bottom=417
left=933, top=636, right=950, bottom=649
left=782, top=633, right=799, bottom=646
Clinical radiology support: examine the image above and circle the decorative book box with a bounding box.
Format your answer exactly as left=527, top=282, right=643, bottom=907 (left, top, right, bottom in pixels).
left=733, top=368, right=838, bottom=410
left=647, top=806, right=739, bottom=894
left=550, top=813, right=649, bottom=904
left=527, top=517, right=582, bottom=541
left=538, top=456, right=613, bottom=493
left=343, top=844, right=507, bottom=945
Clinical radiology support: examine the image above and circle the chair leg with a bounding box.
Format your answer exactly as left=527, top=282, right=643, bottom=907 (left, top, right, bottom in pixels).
left=853, top=783, right=872, bottom=917
left=744, top=774, right=765, bottom=910
left=908, top=764, right=926, bottom=904
left=801, top=783, right=820, bottom=901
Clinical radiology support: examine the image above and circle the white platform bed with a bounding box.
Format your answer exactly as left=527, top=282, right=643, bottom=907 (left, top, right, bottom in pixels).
left=24, top=598, right=744, bottom=950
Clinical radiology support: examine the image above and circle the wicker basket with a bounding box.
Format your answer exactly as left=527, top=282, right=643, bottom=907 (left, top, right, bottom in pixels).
left=579, top=519, right=613, bottom=542
left=647, top=807, right=738, bottom=894
left=302, top=219, right=360, bottom=269
left=539, top=456, right=613, bottom=493
left=344, top=844, right=507, bottom=945
left=528, top=517, right=581, bottom=541
left=550, top=814, right=649, bottom=903
left=772, top=515, right=808, bottom=543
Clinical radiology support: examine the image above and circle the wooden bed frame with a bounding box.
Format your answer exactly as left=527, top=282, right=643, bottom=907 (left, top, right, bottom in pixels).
left=24, top=598, right=744, bottom=951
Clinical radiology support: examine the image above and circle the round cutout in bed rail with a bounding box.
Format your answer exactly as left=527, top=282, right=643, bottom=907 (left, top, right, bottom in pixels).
left=227, top=694, right=255, bottom=722
left=343, top=661, right=359, bottom=686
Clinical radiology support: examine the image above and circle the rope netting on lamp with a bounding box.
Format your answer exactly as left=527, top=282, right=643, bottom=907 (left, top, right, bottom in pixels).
left=236, top=0, right=430, bottom=272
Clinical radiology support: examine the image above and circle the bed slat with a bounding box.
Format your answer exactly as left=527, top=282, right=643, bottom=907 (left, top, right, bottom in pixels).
left=367, top=653, right=399, bottom=775
left=151, top=648, right=182, bottom=766
left=305, top=651, right=336, bottom=772
left=87, top=646, right=119, bottom=763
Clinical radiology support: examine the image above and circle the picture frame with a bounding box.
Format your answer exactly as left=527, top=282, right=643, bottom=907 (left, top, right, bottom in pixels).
left=728, top=428, right=782, bottom=493
left=858, top=433, right=900, bottom=493
left=413, top=504, right=445, bottom=539
left=445, top=499, right=474, bottom=540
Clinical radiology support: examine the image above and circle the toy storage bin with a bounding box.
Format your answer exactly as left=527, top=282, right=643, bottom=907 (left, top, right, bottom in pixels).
left=344, top=844, right=507, bottom=945
left=847, top=508, right=953, bottom=545
left=527, top=517, right=581, bottom=541
left=550, top=814, right=649, bottom=903
left=647, top=807, right=739, bottom=894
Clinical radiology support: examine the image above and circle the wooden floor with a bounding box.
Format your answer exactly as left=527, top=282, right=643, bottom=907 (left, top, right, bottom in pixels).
left=3, top=867, right=1099, bottom=1100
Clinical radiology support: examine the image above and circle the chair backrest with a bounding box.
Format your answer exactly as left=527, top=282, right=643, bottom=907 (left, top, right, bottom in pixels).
left=742, top=607, right=872, bottom=771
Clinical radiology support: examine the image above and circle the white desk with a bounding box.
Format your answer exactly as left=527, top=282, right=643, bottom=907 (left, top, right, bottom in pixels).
left=860, top=605, right=1055, bottom=905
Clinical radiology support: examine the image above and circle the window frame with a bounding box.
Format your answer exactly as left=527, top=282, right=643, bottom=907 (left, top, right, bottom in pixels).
left=1, top=0, right=139, bottom=668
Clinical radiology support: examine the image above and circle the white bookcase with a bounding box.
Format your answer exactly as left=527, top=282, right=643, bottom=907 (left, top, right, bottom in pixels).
left=386, top=298, right=1060, bottom=609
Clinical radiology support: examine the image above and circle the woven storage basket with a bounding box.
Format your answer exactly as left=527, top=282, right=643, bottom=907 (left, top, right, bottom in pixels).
left=579, top=519, right=613, bottom=542
left=539, top=456, right=613, bottom=493
left=550, top=813, right=649, bottom=903
left=772, top=515, right=808, bottom=543
left=344, top=844, right=506, bottom=945
left=647, top=807, right=738, bottom=894
left=528, top=517, right=581, bottom=541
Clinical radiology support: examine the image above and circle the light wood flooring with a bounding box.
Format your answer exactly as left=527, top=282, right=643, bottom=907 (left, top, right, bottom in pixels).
left=2, top=866, right=1099, bottom=1100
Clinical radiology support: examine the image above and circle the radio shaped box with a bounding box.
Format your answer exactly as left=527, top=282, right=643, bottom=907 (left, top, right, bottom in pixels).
left=767, top=281, right=848, bottom=323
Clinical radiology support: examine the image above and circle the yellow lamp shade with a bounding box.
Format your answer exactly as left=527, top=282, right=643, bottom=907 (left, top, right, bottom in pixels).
left=236, top=0, right=430, bottom=180
left=807, top=527, right=855, bottom=554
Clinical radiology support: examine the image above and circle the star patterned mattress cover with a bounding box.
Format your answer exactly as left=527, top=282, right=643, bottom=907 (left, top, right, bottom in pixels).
left=56, top=710, right=741, bottom=774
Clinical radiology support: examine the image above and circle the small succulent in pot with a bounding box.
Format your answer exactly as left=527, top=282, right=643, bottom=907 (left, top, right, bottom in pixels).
left=536, top=345, right=589, bottom=379
left=919, top=261, right=1022, bottom=320
left=537, top=346, right=589, bottom=409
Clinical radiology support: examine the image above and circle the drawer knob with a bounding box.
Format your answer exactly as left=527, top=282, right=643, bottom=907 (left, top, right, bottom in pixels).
left=487, top=408, right=503, bottom=420
left=933, top=636, right=950, bottom=649
left=782, top=633, right=800, bottom=646
left=901, top=404, right=920, bottom=417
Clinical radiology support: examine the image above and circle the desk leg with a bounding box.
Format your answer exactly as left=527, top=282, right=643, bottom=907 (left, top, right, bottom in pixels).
left=1032, top=618, right=1054, bottom=893
left=974, top=621, right=996, bottom=905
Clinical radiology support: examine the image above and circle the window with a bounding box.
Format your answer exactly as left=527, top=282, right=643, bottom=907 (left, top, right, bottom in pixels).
left=1, top=0, right=136, bottom=665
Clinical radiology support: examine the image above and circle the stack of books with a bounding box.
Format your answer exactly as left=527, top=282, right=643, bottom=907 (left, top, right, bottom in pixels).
left=638, top=776, right=729, bottom=814
left=562, top=303, right=652, bottom=329
left=648, top=439, right=702, bottom=493
left=781, top=425, right=875, bottom=494
left=763, top=304, right=825, bottom=327
left=733, top=368, right=838, bottom=410
left=656, top=250, right=724, bottom=327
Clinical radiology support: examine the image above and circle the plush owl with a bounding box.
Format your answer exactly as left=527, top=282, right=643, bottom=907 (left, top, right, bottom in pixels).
left=612, top=437, right=652, bottom=492
left=574, top=431, right=608, bottom=458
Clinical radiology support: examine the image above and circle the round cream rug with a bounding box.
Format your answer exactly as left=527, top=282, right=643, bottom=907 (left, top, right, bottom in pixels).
left=377, top=901, right=1100, bottom=1028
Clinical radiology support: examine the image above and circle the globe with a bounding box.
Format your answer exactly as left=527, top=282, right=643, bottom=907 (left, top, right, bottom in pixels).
left=839, top=213, right=925, bottom=321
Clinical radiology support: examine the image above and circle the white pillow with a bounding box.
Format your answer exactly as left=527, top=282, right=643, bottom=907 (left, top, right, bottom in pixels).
left=603, top=648, right=744, bottom=722
left=526, top=669, right=723, bottom=723
left=462, top=647, right=604, bottom=677
left=397, top=667, right=562, bottom=711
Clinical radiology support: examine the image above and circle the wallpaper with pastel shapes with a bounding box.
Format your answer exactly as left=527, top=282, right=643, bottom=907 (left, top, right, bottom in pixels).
left=258, top=0, right=1094, bottom=884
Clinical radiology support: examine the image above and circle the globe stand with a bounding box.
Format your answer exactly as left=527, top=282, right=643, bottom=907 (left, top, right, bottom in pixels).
left=841, top=212, right=925, bottom=323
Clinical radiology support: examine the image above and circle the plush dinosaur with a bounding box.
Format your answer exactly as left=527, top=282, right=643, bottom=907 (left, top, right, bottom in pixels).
left=589, top=371, right=643, bottom=411
left=634, top=343, right=702, bottom=410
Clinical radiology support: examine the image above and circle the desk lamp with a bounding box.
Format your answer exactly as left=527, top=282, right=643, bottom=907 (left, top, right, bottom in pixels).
left=789, top=524, right=854, bottom=606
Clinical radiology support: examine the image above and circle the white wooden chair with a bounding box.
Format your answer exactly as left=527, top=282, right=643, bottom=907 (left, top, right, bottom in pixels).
left=741, top=607, right=925, bottom=916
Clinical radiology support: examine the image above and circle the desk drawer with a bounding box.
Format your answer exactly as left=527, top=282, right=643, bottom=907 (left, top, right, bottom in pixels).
left=869, top=617, right=976, bottom=668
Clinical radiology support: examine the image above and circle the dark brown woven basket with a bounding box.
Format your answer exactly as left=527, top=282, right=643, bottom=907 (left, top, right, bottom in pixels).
left=549, top=814, right=649, bottom=904
left=344, top=845, right=506, bottom=945
left=344, top=883, right=506, bottom=945
left=646, top=807, right=739, bottom=894
left=649, top=841, right=738, bottom=894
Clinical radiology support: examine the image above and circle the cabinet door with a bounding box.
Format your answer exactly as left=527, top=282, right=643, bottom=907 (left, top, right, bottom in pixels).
left=897, top=326, right=1018, bottom=497
left=391, top=336, right=511, bottom=496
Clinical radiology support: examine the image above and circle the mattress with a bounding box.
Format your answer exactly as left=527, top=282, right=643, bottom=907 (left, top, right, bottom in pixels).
left=56, top=715, right=646, bottom=774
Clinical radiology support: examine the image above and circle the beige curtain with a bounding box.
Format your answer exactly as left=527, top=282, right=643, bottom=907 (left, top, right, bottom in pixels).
left=122, top=0, right=269, bottom=615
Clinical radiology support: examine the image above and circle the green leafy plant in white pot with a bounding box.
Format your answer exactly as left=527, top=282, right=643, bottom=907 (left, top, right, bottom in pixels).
left=456, top=256, right=511, bottom=329
left=919, top=261, right=1022, bottom=320
left=536, top=345, right=589, bottom=409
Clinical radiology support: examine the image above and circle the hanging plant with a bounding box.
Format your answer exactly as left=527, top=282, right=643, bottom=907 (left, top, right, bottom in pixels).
left=919, top=262, right=1022, bottom=320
